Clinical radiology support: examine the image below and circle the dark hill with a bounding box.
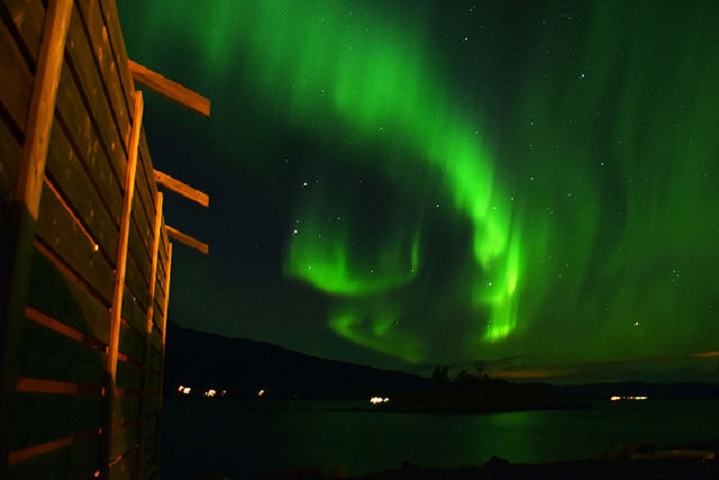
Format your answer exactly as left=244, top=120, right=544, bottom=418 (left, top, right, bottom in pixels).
left=164, top=323, right=433, bottom=399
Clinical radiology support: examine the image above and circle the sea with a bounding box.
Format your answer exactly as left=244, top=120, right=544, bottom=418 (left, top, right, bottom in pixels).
left=160, top=397, right=719, bottom=479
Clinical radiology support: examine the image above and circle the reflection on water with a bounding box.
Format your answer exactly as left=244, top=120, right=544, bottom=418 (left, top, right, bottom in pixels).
left=161, top=398, right=719, bottom=478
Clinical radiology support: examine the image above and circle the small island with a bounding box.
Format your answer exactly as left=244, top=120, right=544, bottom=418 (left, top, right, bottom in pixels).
left=378, top=365, right=581, bottom=413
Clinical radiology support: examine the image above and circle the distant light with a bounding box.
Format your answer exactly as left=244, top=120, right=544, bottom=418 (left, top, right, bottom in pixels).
left=610, top=395, right=649, bottom=402
left=257, top=389, right=265, bottom=397
left=205, top=389, right=217, bottom=398
left=181, top=387, right=191, bottom=395
left=370, top=396, right=390, bottom=405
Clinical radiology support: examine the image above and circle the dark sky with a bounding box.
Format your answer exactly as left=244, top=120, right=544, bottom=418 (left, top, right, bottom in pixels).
left=116, top=0, right=719, bottom=382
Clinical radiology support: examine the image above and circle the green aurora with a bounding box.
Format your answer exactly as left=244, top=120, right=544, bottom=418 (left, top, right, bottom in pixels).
left=118, top=0, right=719, bottom=377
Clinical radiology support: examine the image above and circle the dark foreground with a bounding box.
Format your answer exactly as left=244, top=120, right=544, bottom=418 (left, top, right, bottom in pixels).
left=247, top=439, right=719, bottom=480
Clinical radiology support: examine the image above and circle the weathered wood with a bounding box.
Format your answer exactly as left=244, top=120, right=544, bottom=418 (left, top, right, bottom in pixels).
left=121, top=288, right=146, bottom=335
left=17, top=318, right=104, bottom=385
left=153, top=242, right=173, bottom=459
left=118, top=322, right=145, bottom=366
left=74, top=0, right=132, bottom=163
left=0, top=8, right=33, bottom=142
left=24, top=306, right=104, bottom=351
left=63, top=4, right=126, bottom=195
left=7, top=429, right=100, bottom=479
left=165, top=225, right=209, bottom=254
left=116, top=360, right=142, bottom=391
left=110, top=421, right=138, bottom=460
left=154, top=170, right=209, bottom=207
left=3, top=0, right=46, bottom=67
left=123, top=245, right=149, bottom=311
left=46, top=111, right=120, bottom=257
left=26, top=238, right=111, bottom=344
left=53, top=60, right=123, bottom=224
left=129, top=60, right=211, bottom=117
left=113, top=394, right=140, bottom=427
left=147, top=349, right=162, bottom=376
left=135, top=191, right=162, bottom=477
left=16, top=0, right=73, bottom=218
left=15, top=378, right=103, bottom=396
left=9, top=392, right=102, bottom=452
left=101, top=91, right=142, bottom=479
left=0, top=115, right=22, bottom=204
left=96, top=0, right=135, bottom=122
left=109, top=445, right=138, bottom=480
left=35, top=179, right=115, bottom=303
left=1, top=3, right=72, bottom=476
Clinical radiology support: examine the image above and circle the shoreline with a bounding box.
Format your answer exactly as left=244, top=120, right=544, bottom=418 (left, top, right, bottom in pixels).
left=248, top=439, right=719, bottom=480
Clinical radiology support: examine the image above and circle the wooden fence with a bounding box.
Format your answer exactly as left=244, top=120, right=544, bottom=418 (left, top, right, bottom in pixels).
left=0, top=0, right=209, bottom=478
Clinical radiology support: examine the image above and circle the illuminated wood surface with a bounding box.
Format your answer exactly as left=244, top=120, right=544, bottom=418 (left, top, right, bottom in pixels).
left=129, top=60, right=211, bottom=117
left=154, top=169, right=209, bottom=207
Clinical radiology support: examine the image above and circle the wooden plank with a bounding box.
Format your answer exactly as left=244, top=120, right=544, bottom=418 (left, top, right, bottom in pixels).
left=53, top=59, right=123, bottom=224
left=110, top=422, right=138, bottom=461
left=3, top=0, right=46, bottom=66
left=9, top=392, right=102, bottom=452
left=142, top=435, right=157, bottom=465
left=74, top=0, right=132, bottom=164
left=106, top=90, right=142, bottom=380
left=96, top=0, right=134, bottom=123
left=146, top=371, right=161, bottom=395
left=63, top=3, right=129, bottom=197
left=112, top=395, right=140, bottom=427
left=24, top=306, right=104, bottom=351
left=0, top=116, right=22, bottom=204
left=116, top=359, right=142, bottom=391
left=109, top=446, right=138, bottom=480
left=6, top=431, right=100, bottom=480
left=128, top=60, right=211, bottom=117
left=46, top=109, right=120, bottom=258
left=147, top=349, right=162, bottom=375
left=121, top=288, right=146, bottom=335
left=0, top=6, right=72, bottom=477
left=123, top=243, right=149, bottom=311
left=154, top=170, right=209, bottom=207
left=35, top=179, right=115, bottom=303
left=16, top=378, right=102, bottom=396
left=152, top=299, right=164, bottom=330
left=17, top=319, right=104, bottom=386
left=101, top=91, right=142, bottom=479
left=165, top=225, right=209, bottom=254
left=136, top=130, right=156, bottom=229
left=0, top=9, right=33, bottom=139
left=118, top=322, right=144, bottom=366
left=136, top=191, right=163, bottom=478
left=15, top=0, right=73, bottom=219
left=142, top=414, right=158, bottom=438
left=1, top=8, right=73, bottom=475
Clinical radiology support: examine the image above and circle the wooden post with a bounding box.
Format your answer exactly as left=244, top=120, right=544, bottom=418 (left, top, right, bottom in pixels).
left=136, top=192, right=163, bottom=478
left=153, top=242, right=173, bottom=474
left=0, top=0, right=72, bottom=476
left=100, top=91, right=143, bottom=479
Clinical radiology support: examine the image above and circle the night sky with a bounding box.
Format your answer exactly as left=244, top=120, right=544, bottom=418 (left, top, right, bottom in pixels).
left=116, top=0, right=719, bottom=382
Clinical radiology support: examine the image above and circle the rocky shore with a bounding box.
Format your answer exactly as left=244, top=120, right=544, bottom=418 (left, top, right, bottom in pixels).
left=245, top=438, right=719, bottom=480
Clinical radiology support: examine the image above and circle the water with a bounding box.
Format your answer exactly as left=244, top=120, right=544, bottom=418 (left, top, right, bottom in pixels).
left=160, top=398, right=719, bottom=478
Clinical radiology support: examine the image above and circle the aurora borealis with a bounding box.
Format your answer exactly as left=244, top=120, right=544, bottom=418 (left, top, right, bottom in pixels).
left=117, top=0, right=719, bottom=380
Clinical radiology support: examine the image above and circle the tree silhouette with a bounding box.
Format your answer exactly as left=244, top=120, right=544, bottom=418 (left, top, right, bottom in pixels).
left=431, top=365, right=449, bottom=383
